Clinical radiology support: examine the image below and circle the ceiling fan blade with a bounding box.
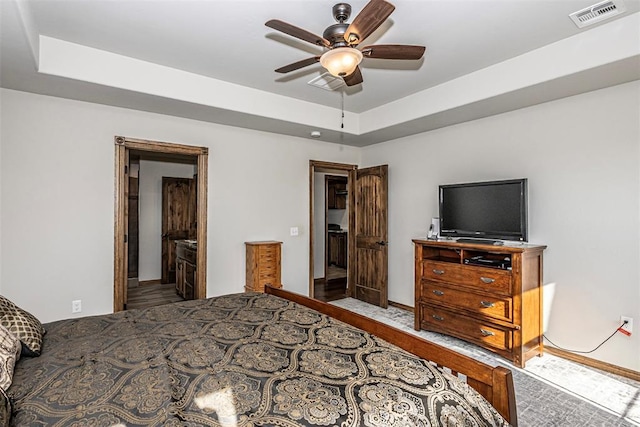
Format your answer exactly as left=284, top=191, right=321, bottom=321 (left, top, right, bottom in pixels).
left=275, top=56, right=321, bottom=73
left=361, top=44, right=426, bottom=60
left=266, top=19, right=330, bottom=48
left=344, top=0, right=395, bottom=46
left=343, top=66, right=363, bottom=86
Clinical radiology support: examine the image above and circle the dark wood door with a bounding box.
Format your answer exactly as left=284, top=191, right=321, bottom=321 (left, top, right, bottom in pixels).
left=127, top=158, right=140, bottom=278
left=353, top=165, right=388, bottom=307
left=162, top=177, right=194, bottom=284
left=188, top=177, right=197, bottom=239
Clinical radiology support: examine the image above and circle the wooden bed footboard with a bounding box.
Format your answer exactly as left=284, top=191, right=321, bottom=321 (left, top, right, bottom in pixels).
left=266, top=286, right=518, bottom=426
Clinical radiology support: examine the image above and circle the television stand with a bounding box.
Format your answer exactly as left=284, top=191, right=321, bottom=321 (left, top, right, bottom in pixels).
left=413, top=239, right=546, bottom=367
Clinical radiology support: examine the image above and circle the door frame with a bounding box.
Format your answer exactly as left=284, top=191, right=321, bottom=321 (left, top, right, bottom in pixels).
left=308, top=160, right=356, bottom=299
left=114, top=136, right=209, bottom=312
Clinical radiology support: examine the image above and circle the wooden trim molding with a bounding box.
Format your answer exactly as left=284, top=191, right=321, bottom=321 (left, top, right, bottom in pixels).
left=114, top=142, right=126, bottom=312
left=347, top=168, right=356, bottom=299
left=114, top=136, right=208, bottom=311
left=195, top=150, right=208, bottom=300
left=545, top=346, right=640, bottom=382
left=388, top=300, right=414, bottom=312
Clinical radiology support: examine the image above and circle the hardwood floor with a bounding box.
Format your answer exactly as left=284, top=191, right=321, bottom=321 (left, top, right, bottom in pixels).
left=314, top=265, right=347, bottom=302
left=326, top=265, right=347, bottom=281
left=127, top=266, right=347, bottom=308
left=127, top=282, right=184, bottom=310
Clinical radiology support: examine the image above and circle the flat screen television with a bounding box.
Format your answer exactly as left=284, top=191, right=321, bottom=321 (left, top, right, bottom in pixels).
left=439, top=178, right=528, bottom=242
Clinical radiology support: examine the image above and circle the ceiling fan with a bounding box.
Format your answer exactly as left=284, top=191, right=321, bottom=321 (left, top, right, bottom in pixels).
left=266, top=0, right=426, bottom=87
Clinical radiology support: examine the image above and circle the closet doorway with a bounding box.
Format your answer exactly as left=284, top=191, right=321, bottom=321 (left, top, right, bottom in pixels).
left=309, top=160, right=389, bottom=307
left=113, top=136, right=208, bottom=312
left=309, top=161, right=356, bottom=301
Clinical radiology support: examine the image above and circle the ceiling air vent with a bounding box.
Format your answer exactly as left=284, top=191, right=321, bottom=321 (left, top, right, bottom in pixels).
left=569, top=0, right=626, bottom=28
left=308, top=72, right=345, bottom=91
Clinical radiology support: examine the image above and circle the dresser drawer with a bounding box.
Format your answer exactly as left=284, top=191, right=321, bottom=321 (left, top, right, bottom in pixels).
left=259, top=246, right=278, bottom=260
left=421, top=281, right=513, bottom=322
left=420, top=304, right=513, bottom=352
left=259, top=268, right=277, bottom=281
left=423, top=260, right=512, bottom=295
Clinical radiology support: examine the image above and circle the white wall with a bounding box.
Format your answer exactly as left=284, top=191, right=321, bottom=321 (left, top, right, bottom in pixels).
left=137, top=160, right=196, bottom=281
left=0, top=88, right=360, bottom=323
left=360, top=81, right=640, bottom=371
left=327, top=209, right=348, bottom=229
left=0, top=91, right=3, bottom=294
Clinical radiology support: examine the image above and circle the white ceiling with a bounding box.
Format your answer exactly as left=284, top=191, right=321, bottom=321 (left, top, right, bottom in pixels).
left=2, top=0, right=639, bottom=145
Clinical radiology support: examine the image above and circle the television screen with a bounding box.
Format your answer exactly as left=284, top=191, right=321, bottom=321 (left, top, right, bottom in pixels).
left=439, top=179, right=528, bottom=242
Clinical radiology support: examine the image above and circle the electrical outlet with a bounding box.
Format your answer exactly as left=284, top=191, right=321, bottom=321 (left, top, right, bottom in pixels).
left=290, top=227, right=299, bottom=236
left=72, top=300, right=82, bottom=314
left=620, top=316, right=633, bottom=335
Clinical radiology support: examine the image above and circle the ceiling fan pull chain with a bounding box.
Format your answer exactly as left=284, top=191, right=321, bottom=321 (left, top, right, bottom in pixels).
left=341, top=90, right=345, bottom=129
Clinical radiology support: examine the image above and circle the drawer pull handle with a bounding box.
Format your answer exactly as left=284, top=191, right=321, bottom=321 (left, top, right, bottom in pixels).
left=480, top=301, right=495, bottom=308
left=432, top=315, right=444, bottom=321
left=433, top=269, right=445, bottom=275
left=480, top=329, right=495, bottom=337
left=432, top=290, right=445, bottom=296
left=480, top=277, right=495, bottom=284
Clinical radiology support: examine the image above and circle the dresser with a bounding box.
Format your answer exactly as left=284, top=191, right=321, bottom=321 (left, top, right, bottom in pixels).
left=245, top=241, right=282, bottom=293
left=413, top=239, right=546, bottom=367
left=328, top=231, right=348, bottom=268
left=175, top=240, right=197, bottom=300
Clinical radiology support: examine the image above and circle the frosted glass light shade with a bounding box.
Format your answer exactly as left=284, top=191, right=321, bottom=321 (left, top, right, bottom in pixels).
left=319, top=47, right=363, bottom=77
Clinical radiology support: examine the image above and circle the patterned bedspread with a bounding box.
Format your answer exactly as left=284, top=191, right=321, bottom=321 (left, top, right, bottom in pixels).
left=8, top=292, right=509, bottom=426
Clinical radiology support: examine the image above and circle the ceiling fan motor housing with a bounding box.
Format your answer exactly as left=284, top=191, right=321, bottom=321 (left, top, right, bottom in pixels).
left=333, top=3, right=352, bottom=22
left=323, top=23, right=349, bottom=47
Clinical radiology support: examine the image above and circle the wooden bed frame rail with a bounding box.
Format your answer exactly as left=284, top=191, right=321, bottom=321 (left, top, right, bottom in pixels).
left=266, top=286, right=518, bottom=426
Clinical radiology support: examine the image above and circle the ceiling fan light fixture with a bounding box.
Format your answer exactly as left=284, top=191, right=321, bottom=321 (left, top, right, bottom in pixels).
left=320, top=47, right=363, bottom=77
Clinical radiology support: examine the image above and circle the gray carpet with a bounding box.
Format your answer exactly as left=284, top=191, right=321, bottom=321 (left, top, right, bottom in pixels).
left=331, top=298, right=640, bottom=427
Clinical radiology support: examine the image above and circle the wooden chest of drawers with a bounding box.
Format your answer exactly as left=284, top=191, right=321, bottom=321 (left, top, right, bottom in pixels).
left=245, top=241, right=282, bottom=293
left=414, top=239, right=546, bottom=367
left=176, top=241, right=197, bottom=300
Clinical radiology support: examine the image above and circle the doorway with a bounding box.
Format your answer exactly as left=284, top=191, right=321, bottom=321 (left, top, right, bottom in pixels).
left=309, top=160, right=389, bottom=307
left=309, top=161, right=356, bottom=301
left=114, top=136, right=208, bottom=312
left=318, top=174, right=349, bottom=301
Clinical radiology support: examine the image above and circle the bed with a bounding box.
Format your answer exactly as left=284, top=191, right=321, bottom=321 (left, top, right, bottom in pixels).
left=5, top=287, right=516, bottom=426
